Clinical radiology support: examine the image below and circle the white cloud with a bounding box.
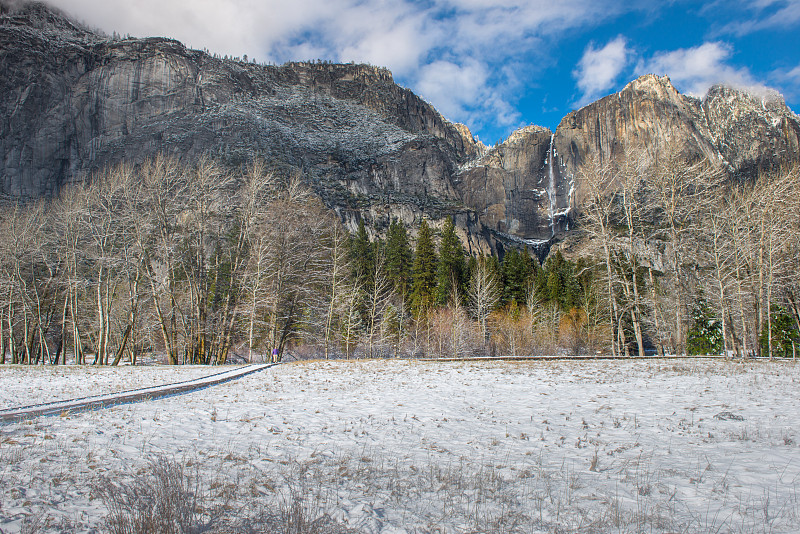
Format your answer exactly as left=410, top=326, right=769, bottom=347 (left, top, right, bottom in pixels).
left=573, top=36, right=630, bottom=106
left=636, top=42, right=774, bottom=98
left=415, top=60, right=521, bottom=131
left=769, top=63, right=800, bottom=103
left=718, top=0, right=800, bottom=35
left=786, top=65, right=800, bottom=81
left=337, top=9, right=438, bottom=77
left=417, top=60, right=489, bottom=114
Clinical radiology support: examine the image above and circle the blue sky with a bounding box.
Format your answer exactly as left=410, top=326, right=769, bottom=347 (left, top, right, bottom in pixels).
left=48, top=0, right=800, bottom=145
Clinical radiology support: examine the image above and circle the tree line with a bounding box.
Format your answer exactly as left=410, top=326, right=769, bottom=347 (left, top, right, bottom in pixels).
left=344, top=215, right=597, bottom=360
left=0, top=157, right=334, bottom=365
left=0, top=147, right=797, bottom=365
left=578, top=144, right=800, bottom=358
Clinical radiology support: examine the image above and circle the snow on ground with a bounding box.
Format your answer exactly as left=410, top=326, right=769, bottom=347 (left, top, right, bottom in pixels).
left=1, top=359, right=800, bottom=533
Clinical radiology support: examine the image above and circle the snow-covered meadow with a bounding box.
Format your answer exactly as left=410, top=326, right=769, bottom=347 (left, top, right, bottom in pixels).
left=2, top=359, right=800, bottom=533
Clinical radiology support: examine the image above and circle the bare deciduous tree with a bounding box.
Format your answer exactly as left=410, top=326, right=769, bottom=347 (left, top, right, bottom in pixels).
left=468, top=254, right=500, bottom=345
left=577, top=151, right=621, bottom=356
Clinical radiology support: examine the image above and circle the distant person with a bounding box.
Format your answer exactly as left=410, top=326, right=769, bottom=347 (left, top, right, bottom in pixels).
left=271, top=348, right=279, bottom=362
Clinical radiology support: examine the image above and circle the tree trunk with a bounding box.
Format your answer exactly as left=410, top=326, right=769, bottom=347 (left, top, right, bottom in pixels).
left=111, top=324, right=132, bottom=366
left=22, top=308, right=31, bottom=365
left=765, top=228, right=775, bottom=359
left=150, top=272, right=177, bottom=365
left=756, top=215, right=766, bottom=358
left=630, top=265, right=645, bottom=357
left=0, top=300, right=5, bottom=365
left=718, top=280, right=728, bottom=358
left=71, top=288, right=84, bottom=364
left=8, top=300, right=17, bottom=364
left=55, top=293, right=69, bottom=365
left=648, top=268, right=664, bottom=357
left=603, top=243, right=618, bottom=357
left=674, top=264, right=684, bottom=356
left=248, top=264, right=260, bottom=362
left=733, top=254, right=750, bottom=358
left=96, top=267, right=107, bottom=365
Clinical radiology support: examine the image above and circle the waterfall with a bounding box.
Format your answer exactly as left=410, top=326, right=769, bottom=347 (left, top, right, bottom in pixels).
left=547, top=134, right=556, bottom=237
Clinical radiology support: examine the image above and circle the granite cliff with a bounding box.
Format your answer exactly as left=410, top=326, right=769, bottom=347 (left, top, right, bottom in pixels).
left=1, top=2, right=491, bottom=247
left=554, top=74, right=800, bottom=184
left=460, top=74, right=800, bottom=248
left=2, top=2, right=799, bottom=253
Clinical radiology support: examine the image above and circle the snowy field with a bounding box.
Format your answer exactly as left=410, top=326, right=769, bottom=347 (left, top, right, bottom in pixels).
left=1, top=359, right=800, bottom=533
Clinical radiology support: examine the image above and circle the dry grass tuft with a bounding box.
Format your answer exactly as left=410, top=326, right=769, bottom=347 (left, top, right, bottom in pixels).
left=94, top=454, right=356, bottom=534
left=96, top=456, right=203, bottom=534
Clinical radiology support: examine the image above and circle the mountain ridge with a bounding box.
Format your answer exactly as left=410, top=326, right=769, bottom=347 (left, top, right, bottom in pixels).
left=2, top=1, right=798, bottom=254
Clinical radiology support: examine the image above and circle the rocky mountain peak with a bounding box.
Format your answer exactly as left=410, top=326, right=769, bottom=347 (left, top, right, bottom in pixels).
left=452, top=122, right=486, bottom=153
left=503, top=125, right=552, bottom=147
left=704, top=83, right=789, bottom=111
left=1, top=0, right=96, bottom=41
left=703, top=83, right=800, bottom=176
left=554, top=72, right=716, bottom=185
left=281, top=61, right=395, bottom=87
left=623, top=74, right=682, bottom=102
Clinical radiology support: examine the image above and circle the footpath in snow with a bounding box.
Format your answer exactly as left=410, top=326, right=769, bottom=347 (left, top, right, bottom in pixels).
left=0, top=363, right=275, bottom=423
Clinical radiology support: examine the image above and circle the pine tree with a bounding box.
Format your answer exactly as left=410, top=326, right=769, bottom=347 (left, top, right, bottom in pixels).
left=562, top=266, right=582, bottom=310
left=501, top=248, right=533, bottom=304
left=410, top=219, right=437, bottom=317
left=536, top=250, right=584, bottom=311
left=534, top=257, right=547, bottom=300
left=350, top=218, right=374, bottom=288
left=687, top=296, right=722, bottom=355
left=760, top=305, right=800, bottom=358
left=385, top=219, right=413, bottom=298
left=435, top=217, right=466, bottom=305
left=466, top=255, right=478, bottom=284
left=547, top=269, right=561, bottom=303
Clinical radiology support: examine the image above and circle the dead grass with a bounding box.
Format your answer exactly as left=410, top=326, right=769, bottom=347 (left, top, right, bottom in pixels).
left=93, top=455, right=357, bottom=534
left=96, top=456, right=204, bottom=534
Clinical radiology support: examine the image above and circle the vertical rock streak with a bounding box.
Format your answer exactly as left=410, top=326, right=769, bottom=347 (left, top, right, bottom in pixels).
left=547, top=133, right=556, bottom=237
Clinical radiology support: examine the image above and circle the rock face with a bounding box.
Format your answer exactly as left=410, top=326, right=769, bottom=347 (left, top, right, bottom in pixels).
left=553, top=74, right=800, bottom=202
left=1, top=2, right=490, bottom=246
left=555, top=75, right=719, bottom=175
left=2, top=3, right=799, bottom=252
left=460, top=74, right=800, bottom=246
left=455, top=125, right=571, bottom=250
left=702, top=84, right=800, bottom=177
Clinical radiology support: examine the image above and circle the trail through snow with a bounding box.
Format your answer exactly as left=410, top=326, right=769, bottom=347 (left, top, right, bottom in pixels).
left=0, top=364, right=274, bottom=423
